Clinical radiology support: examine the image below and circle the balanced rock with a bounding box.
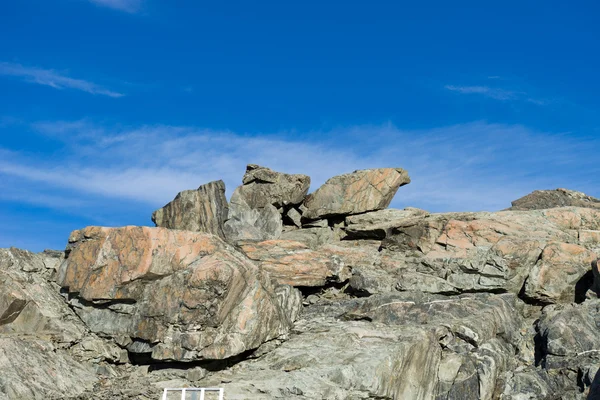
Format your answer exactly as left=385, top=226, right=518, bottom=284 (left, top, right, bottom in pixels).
left=152, top=180, right=228, bottom=238
left=58, top=226, right=301, bottom=362
left=224, top=165, right=310, bottom=242
left=302, top=168, right=410, bottom=220
left=509, top=188, right=600, bottom=211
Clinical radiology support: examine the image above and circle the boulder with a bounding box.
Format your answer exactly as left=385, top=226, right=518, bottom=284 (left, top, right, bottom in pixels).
left=224, top=165, right=309, bottom=242
left=302, top=167, right=410, bottom=219
left=238, top=164, right=311, bottom=208
left=509, top=188, right=600, bottom=211
left=58, top=226, right=301, bottom=362
left=151, top=180, right=228, bottom=238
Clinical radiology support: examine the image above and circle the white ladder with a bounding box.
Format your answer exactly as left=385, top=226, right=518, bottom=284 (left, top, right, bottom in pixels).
left=161, top=387, right=224, bottom=400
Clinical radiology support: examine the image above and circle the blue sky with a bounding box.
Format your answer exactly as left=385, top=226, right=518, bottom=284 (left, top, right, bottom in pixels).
left=1, top=0, right=599, bottom=251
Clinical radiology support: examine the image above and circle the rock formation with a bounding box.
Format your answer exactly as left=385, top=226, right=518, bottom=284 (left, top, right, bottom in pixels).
left=509, top=188, right=600, bottom=211
left=152, top=180, right=228, bottom=238
left=58, top=226, right=301, bottom=362
left=224, top=165, right=310, bottom=242
left=302, top=167, right=410, bottom=219
left=2, top=167, right=600, bottom=399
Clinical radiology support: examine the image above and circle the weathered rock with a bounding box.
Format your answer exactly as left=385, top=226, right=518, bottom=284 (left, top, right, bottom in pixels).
left=0, top=248, right=106, bottom=399
left=0, top=248, right=86, bottom=345
left=223, top=165, right=310, bottom=242
left=0, top=338, right=98, bottom=399
left=374, top=208, right=599, bottom=303
left=224, top=196, right=282, bottom=242
left=206, top=317, right=441, bottom=399
left=151, top=180, right=228, bottom=238
left=532, top=299, right=600, bottom=397
left=301, top=218, right=328, bottom=228
left=238, top=240, right=352, bottom=286
left=509, top=188, right=600, bottom=211
left=302, top=167, right=410, bottom=219
left=239, top=164, right=311, bottom=208
left=344, top=207, right=429, bottom=239
left=284, top=207, right=302, bottom=227
left=524, top=242, right=596, bottom=303
left=58, top=226, right=301, bottom=362
left=202, top=292, right=523, bottom=400
left=280, top=227, right=336, bottom=249
left=537, top=300, right=600, bottom=369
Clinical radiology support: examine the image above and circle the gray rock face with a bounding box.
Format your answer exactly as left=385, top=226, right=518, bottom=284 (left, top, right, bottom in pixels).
left=0, top=248, right=85, bottom=345
left=0, top=248, right=119, bottom=399
left=152, top=180, right=228, bottom=238
left=0, top=337, right=98, bottom=399
left=372, top=208, right=599, bottom=304
left=224, top=165, right=310, bottom=242
left=302, top=167, right=410, bottom=219
left=204, top=292, right=523, bottom=400
left=224, top=194, right=283, bottom=242
left=509, top=188, right=600, bottom=211
left=238, top=164, right=311, bottom=208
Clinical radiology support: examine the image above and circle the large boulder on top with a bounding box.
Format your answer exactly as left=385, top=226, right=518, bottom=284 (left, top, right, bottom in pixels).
left=509, top=188, right=600, bottom=211
left=224, top=165, right=310, bottom=242
left=57, top=226, right=301, bottom=362
left=238, top=164, right=311, bottom=208
left=302, top=168, right=410, bottom=220
left=151, top=180, right=228, bottom=239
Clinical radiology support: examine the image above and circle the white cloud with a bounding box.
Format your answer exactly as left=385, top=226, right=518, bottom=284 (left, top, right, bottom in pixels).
left=88, top=0, right=142, bottom=13
left=1, top=120, right=598, bottom=218
left=0, top=62, right=124, bottom=97
left=445, top=85, right=517, bottom=100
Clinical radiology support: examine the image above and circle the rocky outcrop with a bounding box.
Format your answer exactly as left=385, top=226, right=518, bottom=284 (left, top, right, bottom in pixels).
left=302, top=167, right=410, bottom=220
left=4, top=163, right=600, bottom=400
left=58, top=226, right=301, bottom=362
left=152, top=180, right=228, bottom=238
left=509, top=188, right=600, bottom=211
left=205, top=292, right=524, bottom=399
left=224, top=165, right=310, bottom=242
left=369, top=208, right=600, bottom=303
left=0, top=248, right=117, bottom=399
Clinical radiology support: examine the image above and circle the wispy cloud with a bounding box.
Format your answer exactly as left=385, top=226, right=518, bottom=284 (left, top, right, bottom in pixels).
left=0, top=62, right=124, bottom=97
left=445, top=85, right=518, bottom=101
left=88, top=0, right=142, bottom=13
left=1, top=120, right=598, bottom=217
